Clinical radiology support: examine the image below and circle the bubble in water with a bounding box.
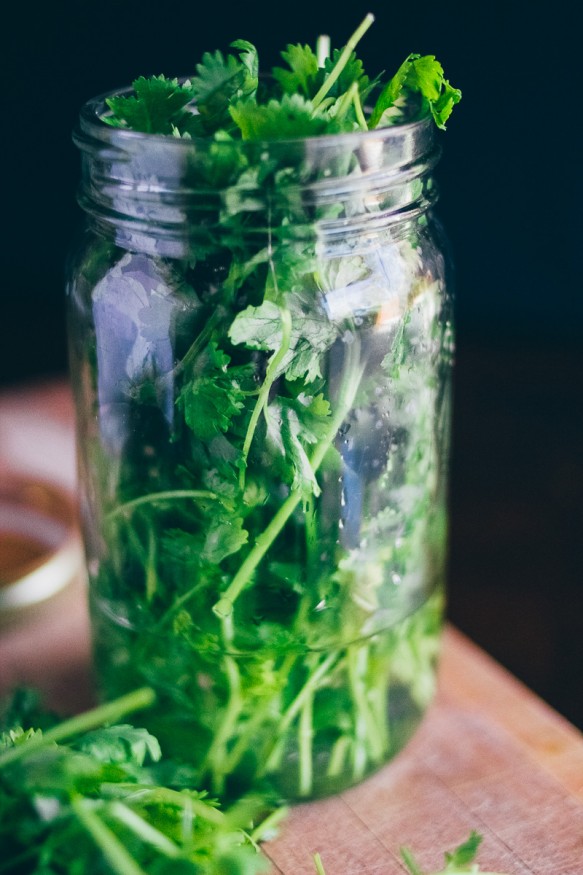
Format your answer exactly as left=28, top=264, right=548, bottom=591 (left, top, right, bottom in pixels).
left=391, top=573, right=402, bottom=585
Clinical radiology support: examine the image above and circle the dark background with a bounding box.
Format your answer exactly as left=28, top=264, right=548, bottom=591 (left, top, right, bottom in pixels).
left=4, top=3, right=582, bottom=726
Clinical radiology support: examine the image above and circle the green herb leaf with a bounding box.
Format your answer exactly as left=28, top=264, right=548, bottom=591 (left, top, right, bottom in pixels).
left=230, top=93, right=332, bottom=140
left=105, top=75, right=196, bottom=134
left=192, top=46, right=257, bottom=132
left=74, top=725, right=162, bottom=766
left=177, top=342, right=252, bottom=442
left=273, top=43, right=320, bottom=97
left=369, top=54, right=461, bottom=130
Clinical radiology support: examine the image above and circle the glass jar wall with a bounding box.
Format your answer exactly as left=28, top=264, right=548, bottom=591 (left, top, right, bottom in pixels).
left=68, top=96, right=454, bottom=801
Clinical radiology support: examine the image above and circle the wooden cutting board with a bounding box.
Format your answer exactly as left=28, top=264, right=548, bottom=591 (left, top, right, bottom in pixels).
left=265, top=627, right=583, bottom=874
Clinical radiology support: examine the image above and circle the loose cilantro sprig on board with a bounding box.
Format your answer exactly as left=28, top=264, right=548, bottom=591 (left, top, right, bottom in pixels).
left=401, top=831, right=511, bottom=875
left=0, top=688, right=278, bottom=875
left=103, top=13, right=461, bottom=137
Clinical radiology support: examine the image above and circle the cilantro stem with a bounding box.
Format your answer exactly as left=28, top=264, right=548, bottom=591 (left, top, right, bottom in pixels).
left=202, top=614, right=244, bottom=793
left=298, top=685, right=314, bottom=796
left=146, top=524, right=158, bottom=601
left=261, top=650, right=339, bottom=774
left=239, top=304, right=292, bottom=491
left=326, top=734, right=350, bottom=777
left=248, top=805, right=289, bottom=843
left=0, top=688, right=156, bottom=768
left=220, top=649, right=298, bottom=776
left=312, top=13, right=375, bottom=109
left=347, top=643, right=385, bottom=778
left=316, top=34, right=331, bottom=68
left=71, top=798, right=148, bottom=875
left=314, top=853, right=327, bottom=875
left=101, top=784, right=226, bottom=825
left=109, top=802, right=181, bottom=857
left=214, top=335, right=365, bottom=616
left=106, top=489, right=218, bottom=520
left=401, top=848, right=424, bottom=875
left=305, top=493, right=318, bottom=577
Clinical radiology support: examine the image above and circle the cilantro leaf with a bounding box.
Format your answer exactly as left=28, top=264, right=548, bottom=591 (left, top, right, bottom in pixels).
left=228, top=297, right=337, bottom=383
left=265, top=394, right=331, bottom=496
left=443, top=830, right=483, bottom=869
left=316, top=48, right=373, bottom=100
left=229, top=94, right=332, bottom=140
left=74, top=724, right=162, bottom=766
left=192, top=44, right=258, bottom=132
left=273, top=43, right=320, bottom=97
left=369, top=54, right=461, bottom=130
left=177, top=342, right=252, bottom=442
left=401, top=831, right=511, bottom=875
left=165, top=515, right=249, bottom=566
left=105, top=75, right=196, bottom=134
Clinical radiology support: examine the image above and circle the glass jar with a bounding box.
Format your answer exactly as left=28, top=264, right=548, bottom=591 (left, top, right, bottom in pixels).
left=67, top=91, right=454, bottom=802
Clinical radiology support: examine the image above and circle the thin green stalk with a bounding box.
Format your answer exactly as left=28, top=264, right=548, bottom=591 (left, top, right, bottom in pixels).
left=201, top=614, right=244, bottom=794
left=101, top=784, right=225, bottom=825
left=261, top=650, right=339, bottom=774
left=107, top=489, right=218, bottom=521
left=315, top=34, right=330, bottom=68
left=109, top=802, right=181, bottom=857
left=314, top=853, right=327, bottom=875
left=333, top=81, right=363, bottom=127
left=305, top=493, right=318, bottom=578
left=347, top=645, right=368, bottom=780
left=169, top=309, right=220, bottom=380
left=71, top=798, right=148, bottom=875
left=249, top=805, right=289, bottom=843
left=214, top=336, right=365, bottom=616
left=145, top=524, right=158, bottom=601
left=401, top=848, right=424, bottom=875
left=220, top=648, right=299, bottom=776
left=312, top=13, right=375, bottom=109
left=0, top=688, right=156, bottom=768
left=298, top=688, right=314, bottom=796
left=239, top=304, right=292, bottom=490
left=347, top=644, right=386, bottom=777
left=326, top=734, right=351, bottom=778
left=352, top=87, right=368, bottom=130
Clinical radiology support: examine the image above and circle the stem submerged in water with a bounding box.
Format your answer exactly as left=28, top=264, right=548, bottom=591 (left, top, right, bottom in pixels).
left=214, top=335, right=365, bottom=617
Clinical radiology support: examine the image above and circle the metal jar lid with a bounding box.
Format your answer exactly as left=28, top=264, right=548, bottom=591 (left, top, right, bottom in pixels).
left=0, top=475, right=84, bottom=614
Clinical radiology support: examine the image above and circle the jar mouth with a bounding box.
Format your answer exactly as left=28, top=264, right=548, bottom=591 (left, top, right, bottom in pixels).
left=77, top=85, right=434, bottom=151
left=74, top=86, right=440, bottom=255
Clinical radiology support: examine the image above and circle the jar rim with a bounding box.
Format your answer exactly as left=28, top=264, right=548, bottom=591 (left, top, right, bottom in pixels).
left=77, top=85, right=434, bottom=152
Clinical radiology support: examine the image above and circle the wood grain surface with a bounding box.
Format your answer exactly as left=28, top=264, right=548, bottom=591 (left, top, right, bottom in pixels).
left=2, top=380, right=582, bottom=874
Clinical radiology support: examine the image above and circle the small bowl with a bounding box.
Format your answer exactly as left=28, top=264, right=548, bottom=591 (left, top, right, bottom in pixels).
left=0, top=475, right=84, bottom=614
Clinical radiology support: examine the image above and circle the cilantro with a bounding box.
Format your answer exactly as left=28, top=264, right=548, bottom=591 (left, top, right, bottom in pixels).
left=75, top=13, right=462, bottom=811
left=104, top=75, right=196, bottom=134
left=230, top=93, right=333, bottom=140
left=0, top=688, right=274, bottom=875
left=369, top=54, right=462, bottom=130
left=401, top=831, right=511, bottom=875
left=177, top=341, right=253, bottom=442
left=105, top=14, right=461, bottom=139
left=273, top=44, right=320, bottom=98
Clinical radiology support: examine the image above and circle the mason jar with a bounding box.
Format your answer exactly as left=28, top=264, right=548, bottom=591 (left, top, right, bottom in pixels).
left=67, top=90, right=454, bottom=802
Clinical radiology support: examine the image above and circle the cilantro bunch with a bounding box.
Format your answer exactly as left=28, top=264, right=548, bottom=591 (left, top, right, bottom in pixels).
left=103, top=13, right=461, bottom=138
left=69, top=12, right=460, bottom=807
left=0, top=688, right=277, bottom=875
